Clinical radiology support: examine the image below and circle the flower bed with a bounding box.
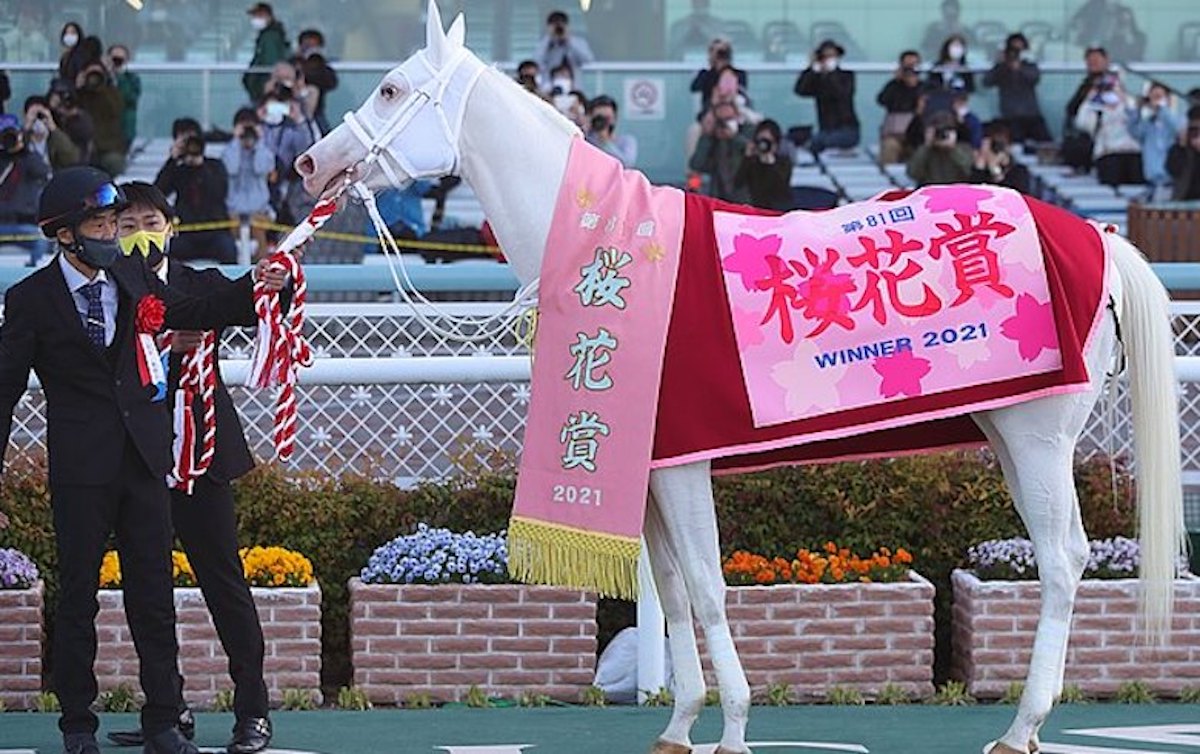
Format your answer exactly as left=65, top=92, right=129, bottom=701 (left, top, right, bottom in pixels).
left=0, top=549, right=43, bottom=709
left=952, top=537, right=1200, bottom=698
left=94, top=546, right=322, bottom=708
left=350, top=526, right=598, bottom=704
left=698, top=545, right=934, bottom=700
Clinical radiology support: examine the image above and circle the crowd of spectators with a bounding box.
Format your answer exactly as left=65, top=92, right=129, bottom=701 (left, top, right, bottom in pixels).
left=4, top=4, right=1200, bottom=268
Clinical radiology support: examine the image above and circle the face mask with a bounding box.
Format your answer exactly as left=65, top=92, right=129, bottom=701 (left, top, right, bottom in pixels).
left=62, top=33, right=79, bottom=47
left=119, top=229, right=169, bottom=260
left=72, top=235, right=121, bottom=270
left=552, top=77, right=572, bottom=93
left=723, top=118, right=739, bottom=133
left=250, top=16, right=268, bottom=31
left=955, top=105, right=970, bottom=117
left=1101, top=91, right=1121, bottom=105
left=948, top=44, right=965, bottom=60
left=264, top=101, right=289, bottom=125
left=30, top=119, right=49, bottom=137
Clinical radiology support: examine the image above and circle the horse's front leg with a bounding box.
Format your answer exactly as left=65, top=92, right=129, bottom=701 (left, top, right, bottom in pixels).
left=645, top=492, right=706, bottom=754
left=650, top=462, right=751, bottom=754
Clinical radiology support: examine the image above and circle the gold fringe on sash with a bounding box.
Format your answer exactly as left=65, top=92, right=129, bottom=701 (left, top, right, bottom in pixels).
left=507, top=516, right=640, bottom=600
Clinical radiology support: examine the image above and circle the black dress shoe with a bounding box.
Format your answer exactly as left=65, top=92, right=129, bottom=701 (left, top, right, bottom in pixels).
left=62, top=732, right=101, bottom=754
left=227, top=716, right=272, bottom=754
left=108, top=708, right=195, bottom=747
left=142, top=727, right=200, bottom=754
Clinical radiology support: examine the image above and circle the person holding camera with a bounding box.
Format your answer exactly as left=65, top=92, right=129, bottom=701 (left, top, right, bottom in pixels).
left=794, top=39, right=860, bottom=154
left=876, top=50, right=923, bottom=164
left=49, top=84, right=95, bottom=168
left=535, top=10, right=594, bottom=78
left=1073, top=71, right=1143, bottom=187
left=0, top=113, right=51, bottom=264
left=690, top=37, right=747, bottom=117
left=689, top=98, right=753, bottom=202
left=293, top=29, right=337, bottom=135
left=1167, top=119, right=1200, bottom=201
left=584, top=95, right=637, bottom=168
left=734, top=119, right=793, bottom=211
left=24, top=95, right=81, bottom=170
left=1062, top=47, right=1112, bottom=172
left=107, top=44, right=141, bottom=153
left=74, top=62, right=126, bottom=176
left=155, top=123, right=238, bottom=264
left=906, top=111, right=973, bottom=187
left=970, top=121, right=1032, bottom=194
left=1129, top=82, right=1185, bottom=197
left=222, top=109, right=276, bottom=260
left=981, top=33, right=1050, bottom=146
left=258, top=89, right=318, bottom=226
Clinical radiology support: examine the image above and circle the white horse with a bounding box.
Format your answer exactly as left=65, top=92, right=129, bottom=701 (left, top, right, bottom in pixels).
left=295, top=4, right=1186, bottom=752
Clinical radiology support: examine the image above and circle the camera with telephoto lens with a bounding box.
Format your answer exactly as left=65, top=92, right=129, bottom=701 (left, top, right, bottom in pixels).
left=990, top=136, right=1009, bottom=153
left=755, top=137, right=774, bottom=154
left=552, top=22, right=566, bottom=37
left=274, top=83, right=294, bottom=101
left=0, top=127, right=20, bottom=153
left=590, top=114, right=610, bottom=134
left=714, top=47, right=731, bottom=62
left=183, top=135, right=205, bottom=158
left=934, top=126, right=955, bottom=142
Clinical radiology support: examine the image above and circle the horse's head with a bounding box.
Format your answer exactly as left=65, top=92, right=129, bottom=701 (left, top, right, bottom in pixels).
left=295, top=0, right=486, bottom=199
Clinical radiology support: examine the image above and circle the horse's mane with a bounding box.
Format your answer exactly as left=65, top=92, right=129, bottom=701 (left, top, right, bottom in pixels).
left=480, top=64, right=582, bottom=139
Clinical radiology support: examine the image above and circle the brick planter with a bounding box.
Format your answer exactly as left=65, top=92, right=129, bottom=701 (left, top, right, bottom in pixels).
left=696, top=572, right=935, bottom=700
left=952, top=569, right=1200, bottom=698
left=95, top=583, right=322, bottom=708
left=0, top=581, right=44, bottom=710
left=350, top=579, right=598, bottom=704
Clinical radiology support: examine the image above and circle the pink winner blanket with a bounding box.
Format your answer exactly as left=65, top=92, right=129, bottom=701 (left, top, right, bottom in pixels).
left=510, top=140, right=1108, bottom=599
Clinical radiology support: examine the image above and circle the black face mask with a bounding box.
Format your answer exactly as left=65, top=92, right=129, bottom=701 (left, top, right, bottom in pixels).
left=144, top=240, right=166, bottom=271
left=71, top=234, right=122, bottom=270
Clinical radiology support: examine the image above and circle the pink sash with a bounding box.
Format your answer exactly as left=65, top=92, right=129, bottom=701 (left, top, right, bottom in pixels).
left=508, top=139, right=684, bottom=599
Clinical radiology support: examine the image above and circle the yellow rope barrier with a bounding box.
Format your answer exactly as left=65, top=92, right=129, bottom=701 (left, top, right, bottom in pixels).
left=1, top=220, right=502, bottom=257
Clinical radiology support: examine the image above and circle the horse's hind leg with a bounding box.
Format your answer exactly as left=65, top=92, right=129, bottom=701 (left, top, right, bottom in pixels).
left=649, top=462, right=751, bottom=754
left=976, top=393, right=1099, bottom=753
left=644, top=491, right=706, bottom=753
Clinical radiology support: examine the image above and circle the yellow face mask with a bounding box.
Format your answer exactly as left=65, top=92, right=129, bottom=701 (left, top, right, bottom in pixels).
left=118, top=229, right=169, bottom=258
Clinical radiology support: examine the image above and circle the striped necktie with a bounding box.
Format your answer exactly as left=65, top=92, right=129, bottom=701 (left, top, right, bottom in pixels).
left=81, top=281, right=106, bottom=349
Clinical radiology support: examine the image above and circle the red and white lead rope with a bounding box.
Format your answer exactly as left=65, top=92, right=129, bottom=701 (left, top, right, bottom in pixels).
left=245, top=197, right=334, bottom=461
left=163, top=331, right=218, bottom=493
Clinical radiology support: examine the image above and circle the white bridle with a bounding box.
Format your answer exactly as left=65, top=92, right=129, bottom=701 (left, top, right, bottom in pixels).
left=332, top=47, right=540, bottom=343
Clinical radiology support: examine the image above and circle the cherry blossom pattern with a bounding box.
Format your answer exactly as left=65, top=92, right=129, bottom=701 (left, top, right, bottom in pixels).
left=722, top=233, right=782, bottom=291
left=873, top=349, right=933, bottom=398
left=1000, top=293, right=1059, bottom=361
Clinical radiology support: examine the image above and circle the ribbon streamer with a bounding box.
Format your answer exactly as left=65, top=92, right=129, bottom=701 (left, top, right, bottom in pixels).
left=163, top=331, right=218, bottom=494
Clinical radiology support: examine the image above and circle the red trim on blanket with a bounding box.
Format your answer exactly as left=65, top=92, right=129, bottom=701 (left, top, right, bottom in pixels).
left=651, top=191, right=1107, bottom=471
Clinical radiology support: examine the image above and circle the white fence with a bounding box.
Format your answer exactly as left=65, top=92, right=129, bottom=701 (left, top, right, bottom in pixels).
left=10, top=302, right=1200, bottom=496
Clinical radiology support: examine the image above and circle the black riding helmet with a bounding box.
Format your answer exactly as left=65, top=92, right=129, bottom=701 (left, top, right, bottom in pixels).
left=37, top=166, right=128, bottom=239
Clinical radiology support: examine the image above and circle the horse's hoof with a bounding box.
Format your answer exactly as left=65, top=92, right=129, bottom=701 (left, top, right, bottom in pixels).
left=984, top=742, right=1028, bottom=754
left=649, top=741, right=691, bottom=754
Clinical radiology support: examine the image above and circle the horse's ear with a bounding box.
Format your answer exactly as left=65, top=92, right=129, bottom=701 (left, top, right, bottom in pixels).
left=446, top=13, right=466, bottom=48
left=425, top=0, right=448, bottom=65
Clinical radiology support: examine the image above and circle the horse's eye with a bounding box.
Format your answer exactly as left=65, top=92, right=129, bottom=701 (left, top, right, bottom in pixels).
left=381, top=84, right=400, bottom=101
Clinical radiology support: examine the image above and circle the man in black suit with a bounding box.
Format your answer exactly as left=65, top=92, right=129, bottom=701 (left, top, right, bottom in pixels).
left=105, top=182, right=271, bottom=754
left=0, top=167, right=286, bottom=754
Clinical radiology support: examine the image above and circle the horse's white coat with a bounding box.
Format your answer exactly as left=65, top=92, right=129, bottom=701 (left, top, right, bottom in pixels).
left=296, top=4, right=1186, bottom=752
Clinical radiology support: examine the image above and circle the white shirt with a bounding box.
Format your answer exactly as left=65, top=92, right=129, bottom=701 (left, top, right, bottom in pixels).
left=58, top=253, right=117, bottom=347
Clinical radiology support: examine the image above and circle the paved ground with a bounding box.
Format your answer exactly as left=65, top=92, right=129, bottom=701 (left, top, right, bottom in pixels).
left=1, top=705, right=1199, bottom=753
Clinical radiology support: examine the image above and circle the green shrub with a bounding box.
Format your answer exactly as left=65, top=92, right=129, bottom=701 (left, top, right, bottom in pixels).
left=212, top=689, right=234, bottom=713
left=1001, top=682, right=1025, bottom=705
left=404, top=692, right=434, bottom=709
left=1115, top=681, right=1156, bottom=704
left=518, top=691, right=550, bottom=708
left=931, top=681, right=975, bottom=706
left=641, top=687, right=673, bottom=707
left=704, top=688, right=721, bottom=706
left=336, top=686, right=371, bottom=711
left=581, top=686, right=606, bottom=707
left=280, top=688, right=318, bottom=711
left=1180, top=686, right=1200, bottom=704
left=33, top=692, right=59, bottom=713
left=463, top=685, right=491, bottom=708
left=875, top=683, right=911, bottom=705
left=825, top=686, right=864, bottom=705
left=98, top=684, right=139, bottom=713
left=764, top=683, right=793, bottom=707
left=1059, top=684, right=1089, bottom=704
left=0, top=453, right=1133, bottom=690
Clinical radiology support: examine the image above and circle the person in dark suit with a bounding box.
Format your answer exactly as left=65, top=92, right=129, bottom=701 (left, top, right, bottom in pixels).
left=104, top=182, right=272, bottom=754
left=0, top=167, right=287, bottom=754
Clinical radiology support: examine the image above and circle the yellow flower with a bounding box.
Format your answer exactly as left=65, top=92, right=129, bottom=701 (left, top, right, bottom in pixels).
left=98, top=551, right=122, bottom=589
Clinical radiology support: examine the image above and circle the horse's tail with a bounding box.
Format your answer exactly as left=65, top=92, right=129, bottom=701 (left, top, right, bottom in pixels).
left=1109, top=232, right=1187, bottom=640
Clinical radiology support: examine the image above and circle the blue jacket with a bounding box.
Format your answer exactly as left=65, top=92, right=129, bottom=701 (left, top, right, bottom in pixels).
left=1130, top=106, right=1185, bottom=184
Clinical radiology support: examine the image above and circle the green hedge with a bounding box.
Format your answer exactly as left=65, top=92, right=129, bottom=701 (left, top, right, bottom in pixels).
left=0, top=451, right=1134, bottom=692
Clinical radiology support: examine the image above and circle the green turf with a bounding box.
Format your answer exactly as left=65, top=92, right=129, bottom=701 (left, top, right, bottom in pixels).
left=0, top=704, right=1196, bottom=753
